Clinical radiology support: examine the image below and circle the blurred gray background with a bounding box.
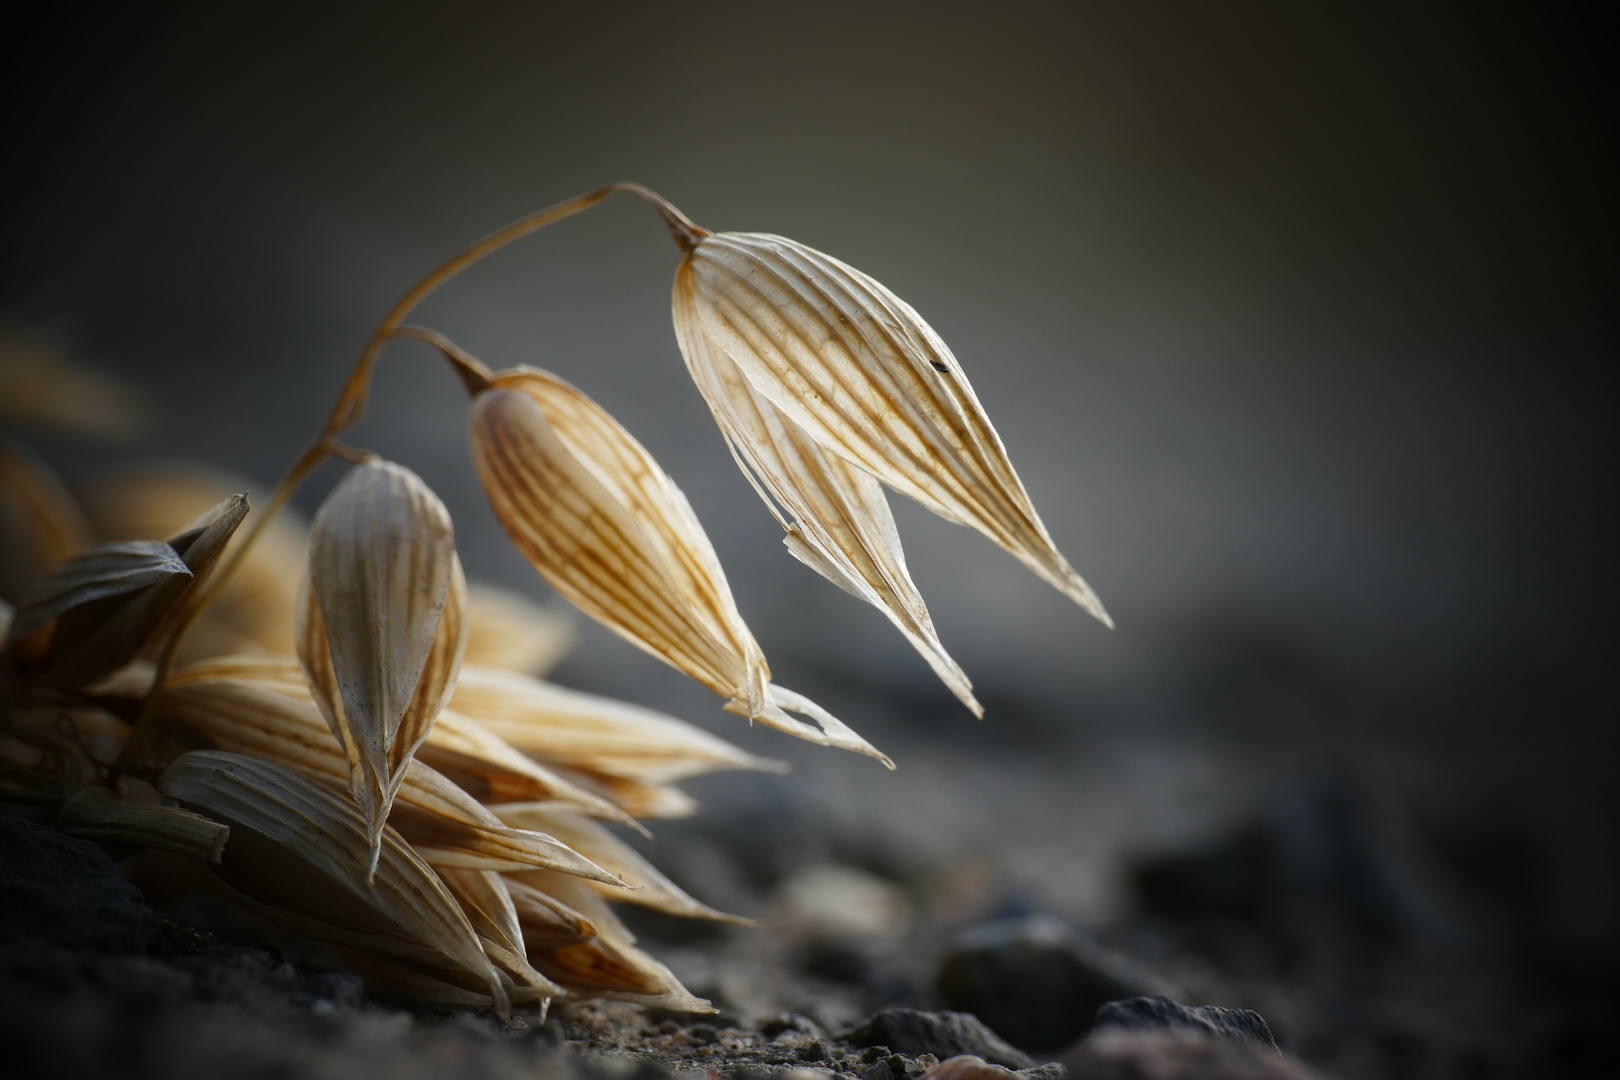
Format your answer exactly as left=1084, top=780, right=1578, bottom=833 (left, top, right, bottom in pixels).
left=5, top=0, right=1616, bottom=959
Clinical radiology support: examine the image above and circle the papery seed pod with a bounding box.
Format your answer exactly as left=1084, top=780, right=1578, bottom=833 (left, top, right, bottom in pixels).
left=504, top=874, right=599, bottom=949
left=492, top=804, right=749, bottom=924
left=455, top=347, right=889, bottom=765
left=298, top=459, right=466, bottom=869
left=83, top=466, right=307, bottom=659
left=152, top=669, right=624, bottom=882
left=512, top=867, right=712, bottom=1012
left=675, top=303, right=981, bottom=714
left=450, top=665, right=787, bottom=785
left=435, top=866, right=562, bottom=1001
left=166, top=654, right=636, bottom=824
left=673, top=231, right=1111, bottom=628
left=53, top=786, right=229, bottom=862
left=157, top=750, right=510, bottom=1016
left=3, top=495, right=248, bottom=690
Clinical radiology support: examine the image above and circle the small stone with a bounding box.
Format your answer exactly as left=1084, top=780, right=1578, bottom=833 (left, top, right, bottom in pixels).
left=846, top=1009, right=1036, bottom=1071
left=862, top=1045, right=893, bottom=1063
left=864, top=1060, right=895, bottom=1080
left=936, top=915, right=1164, bottom=1054
left=1092, top=996, right=1279, bottom=1051
left=762, top=1011, right=826, bottom=1038
left=801, top=1039, right=833, bottom=1062
left=1018, top=1065, right=1066, bottom=1080
left=688, top=1023, right=719, bottom=1044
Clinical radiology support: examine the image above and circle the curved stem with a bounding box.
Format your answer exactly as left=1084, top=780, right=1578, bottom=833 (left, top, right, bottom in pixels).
left=128, top=182, right=708, bottom=742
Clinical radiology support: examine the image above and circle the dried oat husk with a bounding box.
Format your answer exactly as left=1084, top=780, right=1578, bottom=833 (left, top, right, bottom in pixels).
left=453, top=346, right=890, bottom=766
left=492, top=803, right=749, bottom=924
left=436, top=866, right=562, bottom=1001
left=512, top=867, right=712, bottom=1012
left=0, top=439, right=92, bottom=605
left=157, top=750, right=511, bottom=1015
left=673, top=231, right=1111, bottom=628
left=297, top=459, right=466, bottom=870
left=165, top=653, right=635, bottom=824
left=450, top=664, right=786, bottom=818
left=82, top=467, right=306, bottom=659
left=151, top=669, right=623, bottom=882
left=674, top=306, right=980, bottom=714
left=3, top=494, right=248, bottom=689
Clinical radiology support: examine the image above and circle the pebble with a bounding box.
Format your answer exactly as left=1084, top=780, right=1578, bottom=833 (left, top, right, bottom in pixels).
left=845, top=1008, right=1037, bottom=1071
left=1092, top=996, right=1278, bottom=1051
left=936, top=915, right=1166, bottom=1053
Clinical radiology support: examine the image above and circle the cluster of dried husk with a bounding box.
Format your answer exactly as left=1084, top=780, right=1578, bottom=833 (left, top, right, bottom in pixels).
left=0, top=185, right=1107, bottom=1017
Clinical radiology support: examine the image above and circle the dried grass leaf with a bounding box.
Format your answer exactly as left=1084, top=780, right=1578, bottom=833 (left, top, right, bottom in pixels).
left=157, top=750, right=509, bottom=1014
left=675, top=303, right=980, bottom=714
left=467, top=364, right=890, bottom=765
left=299, top=459, right=466, bottom=867
left=676, top=234, right=1110, bottom=626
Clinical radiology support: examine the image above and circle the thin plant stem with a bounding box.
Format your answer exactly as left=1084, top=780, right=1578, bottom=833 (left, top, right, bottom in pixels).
left=120, top=182, right=708, bottom=760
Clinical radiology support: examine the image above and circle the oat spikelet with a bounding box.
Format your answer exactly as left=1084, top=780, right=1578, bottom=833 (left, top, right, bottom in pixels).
left=155, top=665, right=621, bottom=882
left=674, top=298, right=981, bottom=715
left=158, top=750, right=511, bottom=1016
left=3, top=495, right=248, bottom=689
left=450, top=664, right=787, bottom=818
left=459, top=353, right=890, bottom=766
left=674, top=231, right=1111, bottom=629
left=298, top=459, right=467, bottom=870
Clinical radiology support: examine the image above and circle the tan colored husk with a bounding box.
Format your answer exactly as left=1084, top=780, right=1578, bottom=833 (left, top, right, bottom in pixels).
left=152, top=671, right=623, bottom=883
left=5, top=494, right=249, bottom=690
left=166, top=653, right=636, bottom=825
left=157, top=750, right=510, bottom=1016
left=675, top=232, right=1111, bottom=627
left=675, top=303, right=980, bottom=714
left=464, top=361, right=890, bottom=766
left=513, top=867, right=712, bottom=1012
left=450, top=665, right=787, bottom=785
left=492, top=804, right=750, bottom=924
left=436, top=866, right=563, bottom=1000
left=0, top=439, right=93, bottom=605
left=82, top=467, right=306, bottom=659
left=298, top=459, right=467, bottom=869
left=503, top=874, right=600, bottom=948
left=4, top=541, right=192, bottom=649
left=463, top=582, right=575, bottom=677
left=53, top=785, right=229, bottom=862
